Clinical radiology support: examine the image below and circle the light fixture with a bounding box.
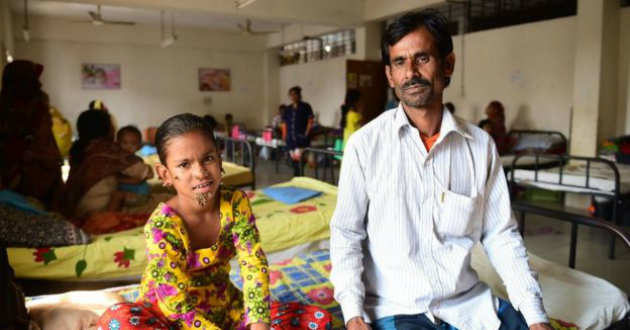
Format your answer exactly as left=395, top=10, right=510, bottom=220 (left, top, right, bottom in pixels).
left=160, top=11, right=177, bottom=48
left=324, top=45, right=331, bottom=53
left=236, top=0, right=258, bottom=9
left=23, top=0, right=30, bottom=42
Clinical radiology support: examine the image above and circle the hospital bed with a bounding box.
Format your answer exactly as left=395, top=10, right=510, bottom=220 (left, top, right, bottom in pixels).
left=509, top=153, right=630, bottom=261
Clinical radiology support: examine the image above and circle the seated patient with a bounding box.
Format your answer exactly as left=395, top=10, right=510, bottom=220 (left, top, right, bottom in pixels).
left=115, top=125, right=154, bottom=209
left=61, top=110, right=153, bottom=219
left=96, top=113, right=332, bottom=330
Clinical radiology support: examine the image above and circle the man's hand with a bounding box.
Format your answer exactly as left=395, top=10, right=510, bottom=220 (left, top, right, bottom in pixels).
left=347, top=317, right=371, bottom=330
left=529, top=323, right=554, bottom=330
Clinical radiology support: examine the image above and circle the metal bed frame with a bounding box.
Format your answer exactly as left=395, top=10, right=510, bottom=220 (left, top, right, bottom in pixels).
left=502, top=130, right=568, bottom=172
left=216, top=136, right=256, bottom=189
left=298, top=147, right=343, bottom=185
left=507, top=129, right=568, bottom=151
left=509, top=153, right=628, bottom=264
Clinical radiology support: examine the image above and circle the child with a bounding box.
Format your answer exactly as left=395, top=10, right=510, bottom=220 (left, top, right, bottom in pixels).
left=97, top=114, right=331, bottom=330
left=116, top=125, right=153, bottom=209
left=62, top=110, right=153, bottom=219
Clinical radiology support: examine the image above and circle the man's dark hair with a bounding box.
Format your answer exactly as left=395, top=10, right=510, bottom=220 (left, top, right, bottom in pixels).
left=289, top=86, right=302, bottom=99
left=116, top=125, right=142, bottom=143
left=478, top=119, right=492, bottom=128
left=382, top=10, right=454, bottom=86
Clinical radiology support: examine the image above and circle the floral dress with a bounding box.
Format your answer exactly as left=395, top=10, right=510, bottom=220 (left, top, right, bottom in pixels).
left=96, top=188, right=332, bottom=330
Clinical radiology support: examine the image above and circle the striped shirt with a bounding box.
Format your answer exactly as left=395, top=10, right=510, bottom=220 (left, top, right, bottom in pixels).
left=330, top=104, right=549, bottom=330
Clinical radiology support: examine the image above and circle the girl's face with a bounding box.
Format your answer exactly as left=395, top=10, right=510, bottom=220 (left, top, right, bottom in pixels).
left=157, top=131, right=222, bottom=207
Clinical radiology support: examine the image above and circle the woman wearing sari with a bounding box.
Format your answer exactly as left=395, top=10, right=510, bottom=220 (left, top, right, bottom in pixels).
left=0, top=60, right=63, bottom=210
left=62, top=110, right=166, bottom=228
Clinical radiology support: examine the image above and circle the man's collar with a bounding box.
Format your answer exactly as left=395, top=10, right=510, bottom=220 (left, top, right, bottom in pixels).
left=393, top=102, right=473, bottom=140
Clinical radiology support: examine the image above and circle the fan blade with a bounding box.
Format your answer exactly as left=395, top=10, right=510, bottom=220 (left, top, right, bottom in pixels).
left=88, top=11, right=100, bottom=21
left=102, top=20, right=136, bottom=26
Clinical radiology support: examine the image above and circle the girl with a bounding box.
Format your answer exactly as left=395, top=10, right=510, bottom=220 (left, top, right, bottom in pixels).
left=340, top=89, right=363, bottom=149
left=97, top=114, right=332, bottom=330
left=62, top=109, right=154, bottom=219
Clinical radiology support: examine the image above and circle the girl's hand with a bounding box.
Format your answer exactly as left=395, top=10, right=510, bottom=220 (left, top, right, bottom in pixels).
left=250, top=323, right=270, bottom=330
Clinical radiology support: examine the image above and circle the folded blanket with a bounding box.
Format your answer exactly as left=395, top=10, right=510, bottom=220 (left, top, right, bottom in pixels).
left=262, top=186, right=323, bottom=205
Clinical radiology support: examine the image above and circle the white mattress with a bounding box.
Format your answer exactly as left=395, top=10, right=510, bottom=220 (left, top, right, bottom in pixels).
left=512, top=162, right=630, bottom=195
left=472, top=244, right=630, bottom=329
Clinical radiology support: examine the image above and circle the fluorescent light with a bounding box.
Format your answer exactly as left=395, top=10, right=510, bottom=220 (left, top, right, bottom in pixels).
left=22, top=28, right=30, bottom=42
left=160, top=35, right=177, bottom=48
left=236, top=0, right=258, bottom=9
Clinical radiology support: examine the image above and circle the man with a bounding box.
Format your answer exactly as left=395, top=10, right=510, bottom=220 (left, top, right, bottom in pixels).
left=282, top=86, right=314, bottom=176
left=330, top=10, right=553, bottom=330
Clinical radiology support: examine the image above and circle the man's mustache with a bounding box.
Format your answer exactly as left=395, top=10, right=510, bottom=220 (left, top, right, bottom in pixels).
left=403, top=77, right=431, bottom=89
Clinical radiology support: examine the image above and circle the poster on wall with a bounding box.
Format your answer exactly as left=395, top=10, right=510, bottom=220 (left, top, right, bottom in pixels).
left=198, top=68, right=231, bottom=92
left=81, top=64, right=121, bottom=90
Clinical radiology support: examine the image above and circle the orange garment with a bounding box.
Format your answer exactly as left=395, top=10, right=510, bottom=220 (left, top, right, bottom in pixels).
left=420, top=132, right=440, bottom=151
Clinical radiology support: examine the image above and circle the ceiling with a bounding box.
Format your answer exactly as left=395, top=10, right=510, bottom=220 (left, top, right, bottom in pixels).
left=9, top=0, right=288, bottom=33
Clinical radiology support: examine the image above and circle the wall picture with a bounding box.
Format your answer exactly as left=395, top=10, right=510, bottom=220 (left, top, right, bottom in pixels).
left=199, top=68, right=231, bottom=91
left=82, top=64, right=121, bottom=90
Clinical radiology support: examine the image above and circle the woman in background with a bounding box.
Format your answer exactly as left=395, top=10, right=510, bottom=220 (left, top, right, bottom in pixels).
left=0, top=60, right=63, bottom=210
left=341, top=89, right=363, bottom=149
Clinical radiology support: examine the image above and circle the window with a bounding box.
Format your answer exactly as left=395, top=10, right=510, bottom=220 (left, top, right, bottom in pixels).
left=279, top=29, right=356, bottom=66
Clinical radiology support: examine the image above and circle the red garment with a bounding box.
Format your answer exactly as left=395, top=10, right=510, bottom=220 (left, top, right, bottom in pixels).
left=420, top=132, right=440, bottom=152
left=97, top=301, right=333, bottom=330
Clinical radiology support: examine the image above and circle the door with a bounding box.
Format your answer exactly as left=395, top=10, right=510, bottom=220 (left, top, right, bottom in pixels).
left=346, top=60, right=388, bottom=124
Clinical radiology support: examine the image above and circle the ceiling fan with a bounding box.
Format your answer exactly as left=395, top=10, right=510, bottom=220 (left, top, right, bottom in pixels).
left=236, top=19, right=277, bottom=36
left=75, top=5, right=136, bottom=26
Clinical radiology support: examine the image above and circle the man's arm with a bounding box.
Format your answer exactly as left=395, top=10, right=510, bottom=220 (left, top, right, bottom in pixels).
left=330, top=135, right=370, bottom=326
left=480, top=142, right=550, bottom=327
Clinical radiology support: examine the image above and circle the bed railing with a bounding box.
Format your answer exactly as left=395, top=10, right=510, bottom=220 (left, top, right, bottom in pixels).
left=299, top=147, right=342, bottom=185
left=509, top=153, right=625, bottom=261
left=216, top=136, right=256, bottom=188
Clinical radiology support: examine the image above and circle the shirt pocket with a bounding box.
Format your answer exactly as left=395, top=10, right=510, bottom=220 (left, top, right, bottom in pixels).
left=437, top=189, right=483, bottom=239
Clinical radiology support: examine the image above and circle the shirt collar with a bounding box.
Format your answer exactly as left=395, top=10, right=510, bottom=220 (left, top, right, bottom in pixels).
left=393, top=102, right=473, bottom=141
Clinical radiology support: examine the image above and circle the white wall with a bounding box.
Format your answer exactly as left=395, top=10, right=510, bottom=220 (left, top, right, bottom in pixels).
left=14, top=16, right=269, bottom=132
left=444, top=17, right=576, bottom=136
left=279, top=56, right=346, bottom=127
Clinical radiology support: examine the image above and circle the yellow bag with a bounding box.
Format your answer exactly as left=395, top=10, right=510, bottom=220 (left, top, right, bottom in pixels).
left=50, top=107, right=72, bottom=158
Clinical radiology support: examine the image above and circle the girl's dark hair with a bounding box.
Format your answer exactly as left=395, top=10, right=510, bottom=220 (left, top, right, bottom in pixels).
left=382, top=9, right=453, bottom=87
left=155, top=113, right=217, bottom=165
left=69, top=109, right=112, bottom=164
left=340, top=89, right=361, bottom=128
left=289, top=86, right=302, bottom=99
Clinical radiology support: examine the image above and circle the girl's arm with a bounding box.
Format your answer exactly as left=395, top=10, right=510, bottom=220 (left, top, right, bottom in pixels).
left=232, top=190, right=271, bottom=327
left=145, top=214, right=222, bottom=330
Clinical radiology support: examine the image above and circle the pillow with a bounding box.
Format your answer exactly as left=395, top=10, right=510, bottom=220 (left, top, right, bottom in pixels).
left=0, top=205, right=91, bottom=247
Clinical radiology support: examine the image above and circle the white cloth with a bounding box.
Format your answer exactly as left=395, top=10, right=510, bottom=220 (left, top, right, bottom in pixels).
left=330, top=104, right=549, bottom=330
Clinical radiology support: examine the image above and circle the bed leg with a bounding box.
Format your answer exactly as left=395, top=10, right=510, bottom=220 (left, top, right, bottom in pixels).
left=609, top=235, right=616, bottom=260
left=518, top=210, right=526, bottom=237
left=569, top=223, right=578, bottom=269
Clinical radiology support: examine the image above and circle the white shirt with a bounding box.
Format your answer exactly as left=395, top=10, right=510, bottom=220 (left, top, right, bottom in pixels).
left=330, top=104, right=549, bottom=330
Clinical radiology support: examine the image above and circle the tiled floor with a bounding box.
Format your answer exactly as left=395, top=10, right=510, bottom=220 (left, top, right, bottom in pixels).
left=255, top=158, right=630, bottom=293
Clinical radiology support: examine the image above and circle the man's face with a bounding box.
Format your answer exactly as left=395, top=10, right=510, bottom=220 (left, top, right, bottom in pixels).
left=119, top=132, right=141, bottom=154
left=289, top=91, right=300, bottom=104
left=385, top=27, right=454, bottom=110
